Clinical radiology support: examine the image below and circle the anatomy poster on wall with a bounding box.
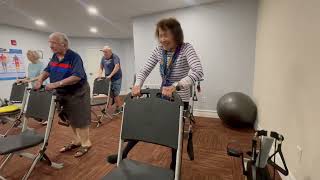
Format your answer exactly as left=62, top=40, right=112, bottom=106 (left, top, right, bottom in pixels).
left=0, top=48, right=26, bottom=80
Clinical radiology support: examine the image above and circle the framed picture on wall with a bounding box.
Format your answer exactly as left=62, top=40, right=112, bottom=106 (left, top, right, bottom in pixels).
left=0, top=48, right=26, bottom=80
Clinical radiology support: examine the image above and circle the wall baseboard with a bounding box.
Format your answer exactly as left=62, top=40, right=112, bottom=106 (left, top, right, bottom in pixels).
left=280, top=173, right=297, bottom=180
left=193, top=109, right=219, bottom=118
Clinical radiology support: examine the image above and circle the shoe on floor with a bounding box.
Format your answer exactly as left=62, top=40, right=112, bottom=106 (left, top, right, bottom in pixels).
left=41, top=120, right=48, bottom=126
left=74, top=146, right=91, bottom=158
left=107, top=154, right=118, bottom=164
left=112, top=107, right=123, bottom=116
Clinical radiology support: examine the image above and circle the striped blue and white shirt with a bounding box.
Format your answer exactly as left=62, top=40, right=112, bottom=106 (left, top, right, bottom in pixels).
left=135, top=42, right=204, bottom=102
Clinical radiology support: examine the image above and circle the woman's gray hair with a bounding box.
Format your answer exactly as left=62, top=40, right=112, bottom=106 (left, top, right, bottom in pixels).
left=27, top=50, right=41, bottom=61
left=49, top=32, right=70, bottom=48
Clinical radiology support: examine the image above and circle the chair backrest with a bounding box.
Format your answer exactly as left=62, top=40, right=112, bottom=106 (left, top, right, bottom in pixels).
left=10, top=83, right=28, bottom=103
left=92, top=78, right=111, bottom=95
left=25, top=90, right=55, bottom=120
left=121, top=89, right=183, bottom=149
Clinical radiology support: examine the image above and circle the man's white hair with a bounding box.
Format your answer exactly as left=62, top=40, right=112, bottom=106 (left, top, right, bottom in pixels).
left=49, top=32, right=70, bottom=48
left=101, top=46, right=112, bottom=52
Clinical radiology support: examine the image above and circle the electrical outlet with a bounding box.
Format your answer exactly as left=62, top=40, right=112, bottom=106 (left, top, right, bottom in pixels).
left=304, top=176, right=311, bottom=180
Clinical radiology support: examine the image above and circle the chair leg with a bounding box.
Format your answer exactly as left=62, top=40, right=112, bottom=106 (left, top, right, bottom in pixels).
left=100, top=106, right=113, bottom=120
left=19, top=152, right=64, bottom=170
left=96, top=118, right=102, bottom=128
left=182, top=116, right=195, bottom=161
left=91, top=106, right=113, bottom=128
left=190, top=114, right=196, bottom=124
left=41, top=153, right=64, bottom=169
left=187, top=130, right=194, bottom=161
left=105, top=113, right=113, bottom=119
left=0, top=154, right=13, bottom=171
left=3, top=119, right=18, bottom=137
left=91, top=110, right=99, bottom=119
left=91, top=109, right=101, bottom=127
left=22, top=153, right=42, bottom=180
left=0, top=114, right=22, bottom=137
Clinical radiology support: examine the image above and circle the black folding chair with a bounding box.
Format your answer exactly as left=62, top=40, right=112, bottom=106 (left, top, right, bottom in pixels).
left=9, top=82, right=28, bottom=104
left=102, top=89, right=184, bottom=180
left=91, top=77, right=112, bottom=127
left=0, top=82, right=28, bottom=137
left=0, top=88, right=63, bottom=180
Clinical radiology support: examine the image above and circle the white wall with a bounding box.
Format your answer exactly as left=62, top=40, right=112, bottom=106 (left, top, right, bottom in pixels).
left=71, top=38, right=135, bottom=92
left=0, top=25, right=51, bottom=98
left=254, top=0, right=320, bottom=179
left=0, top=25, right=135, bottom=98
left=133, top=0, right=258, bottom=112
left=120, top=39, right=135, bottom=91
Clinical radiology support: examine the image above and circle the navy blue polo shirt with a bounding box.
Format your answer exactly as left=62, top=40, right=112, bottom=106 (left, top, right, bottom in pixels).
left=44, top=49, right=87, bottom=94
left=100, top=53, right=122, bottom=82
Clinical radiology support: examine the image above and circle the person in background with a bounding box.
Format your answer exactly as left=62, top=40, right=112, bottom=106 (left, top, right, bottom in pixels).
left=106, top=17, right=204, bottom=170
left=97, top=46, right=123, bottom=115
left=35, top=32, right=92, bottom=157
left=17, top=50, right=47, bottom=125
left=18, top=50, right=45, bottom=86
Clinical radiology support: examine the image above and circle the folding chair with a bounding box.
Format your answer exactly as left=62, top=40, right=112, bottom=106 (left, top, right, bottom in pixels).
left=91, top=77, right=112, bottom=127
left=102, top=89, right=184, bottom=180
left=0, top=82, right=28, bottom=137
left=0, top=88, right=63, bottom=180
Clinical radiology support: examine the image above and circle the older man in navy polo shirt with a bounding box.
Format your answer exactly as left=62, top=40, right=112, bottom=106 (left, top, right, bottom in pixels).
left=35, top=32, right=92, bottom=157
left=98, top=46, right=123, bottom=115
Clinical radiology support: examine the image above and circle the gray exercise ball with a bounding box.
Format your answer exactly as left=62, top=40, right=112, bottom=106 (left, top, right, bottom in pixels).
left=217, top=92, right=257, bottom=127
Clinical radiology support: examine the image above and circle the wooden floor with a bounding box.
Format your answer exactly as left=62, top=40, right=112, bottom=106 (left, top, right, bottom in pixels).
left=0, top=109, right=280, bottom=180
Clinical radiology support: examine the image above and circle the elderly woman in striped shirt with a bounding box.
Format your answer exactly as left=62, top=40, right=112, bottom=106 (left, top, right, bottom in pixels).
left=107, top=17, right=204, bottom=170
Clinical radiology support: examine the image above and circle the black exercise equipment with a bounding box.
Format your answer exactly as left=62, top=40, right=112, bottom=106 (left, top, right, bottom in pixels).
left=183, top=79, right=203, bottom=161
left=90, top=77, right=112, bottom=127
left=227, top=130, right=289, bottom=180
left=102, top=89, right=184, bottom=180
left=217, top=92, right=257, bottom=127
left=0, top=87, right=63, bottom=180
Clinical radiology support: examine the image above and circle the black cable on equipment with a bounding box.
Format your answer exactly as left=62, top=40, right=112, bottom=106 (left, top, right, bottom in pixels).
left=273, top=139, right=276, bottom=180
left=258, top=137, right=262, bottom=180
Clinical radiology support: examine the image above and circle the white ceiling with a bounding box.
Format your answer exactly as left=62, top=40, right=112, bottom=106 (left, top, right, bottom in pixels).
left=0, top=0, right=218, bottom=39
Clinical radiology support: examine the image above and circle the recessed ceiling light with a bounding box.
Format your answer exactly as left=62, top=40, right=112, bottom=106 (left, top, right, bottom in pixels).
left=88, top=6, right=98, bottom=15
left=90, top=27, right=98, bottom=33
left=35, top=19, right=46, bottom=27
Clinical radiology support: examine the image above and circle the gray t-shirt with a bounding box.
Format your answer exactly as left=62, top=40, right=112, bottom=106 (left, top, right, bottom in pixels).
left=100, top=53, right=122, bottom=81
